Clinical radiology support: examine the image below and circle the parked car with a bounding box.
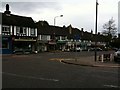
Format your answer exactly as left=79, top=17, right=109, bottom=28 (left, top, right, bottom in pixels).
left=75, top=47, right=82, bottom=52
left=64, top=49, right=70, bottom=52
left=112, top=48, right=118, bottom=52
left=114, top=49, right=120, bottom=62
left=13, top=48, right=31, bottom=54
left=70, top=47, right=82, bottom=52
left=82, top=48, right=89, bottom=51
left=88, top=48, right=102, bottom=51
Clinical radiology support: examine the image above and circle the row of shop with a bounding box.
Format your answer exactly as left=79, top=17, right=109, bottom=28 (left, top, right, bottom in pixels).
left=1, top=4, right=107, bottom=54
left=2, top=35, right=106, bottom=54
left=2, top=36, right=89, bottom=54
left=37, top=39, right=100, bottom=52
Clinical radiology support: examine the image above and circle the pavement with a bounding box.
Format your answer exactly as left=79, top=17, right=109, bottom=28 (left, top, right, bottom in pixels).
left=60, top=56, right=120, bottom=68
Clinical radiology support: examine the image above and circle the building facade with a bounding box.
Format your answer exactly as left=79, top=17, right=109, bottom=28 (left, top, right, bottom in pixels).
left=1, top=4, right=109, bottom=54
left=1, top=4, right=37, bottom=54
left=36, top=21, right=108, bottom=52
left=36, top=21, right=68, bottom=52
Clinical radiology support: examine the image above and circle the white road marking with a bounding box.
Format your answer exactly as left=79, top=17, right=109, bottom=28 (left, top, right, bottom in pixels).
left=104, top=85, right=120, bottom=88
left=1, top=72, right=59, bottom=82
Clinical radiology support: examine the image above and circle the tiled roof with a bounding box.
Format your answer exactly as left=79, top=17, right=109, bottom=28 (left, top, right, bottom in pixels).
left=36, top=21, right=109, bottom=42
left=1, top=12, right=36, bottom=28
left=36, top=21, right=68, bottom=36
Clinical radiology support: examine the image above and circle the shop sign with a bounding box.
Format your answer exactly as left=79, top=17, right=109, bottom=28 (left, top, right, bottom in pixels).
left=14, top=39, right=36, bottom=41
left=48, top=41, right=56, bottom=45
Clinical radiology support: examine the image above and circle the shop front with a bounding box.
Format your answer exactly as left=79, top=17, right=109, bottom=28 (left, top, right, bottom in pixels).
left=48, top=40, right=56, bottom=51
left=37, top=40, right=48, bottom=52
left=57, top=40, right=67, bottom=51
left=2, top=36, right=13, bottom=54
left=12, top=37, right=37, bottom=54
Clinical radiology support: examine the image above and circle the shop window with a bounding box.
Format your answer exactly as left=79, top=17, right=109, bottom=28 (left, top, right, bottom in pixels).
left=2, top=41, right=9, bottom=49
left=58, top=36, right=60, bottom=40
left=41, top=35, right=47, bottom=40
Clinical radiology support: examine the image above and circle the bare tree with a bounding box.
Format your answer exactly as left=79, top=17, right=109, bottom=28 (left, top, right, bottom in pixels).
left=102, top=17, right=117, bottom=38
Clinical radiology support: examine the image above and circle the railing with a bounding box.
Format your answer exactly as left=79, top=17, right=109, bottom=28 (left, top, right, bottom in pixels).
left=98, top=53, right=114, bottom=62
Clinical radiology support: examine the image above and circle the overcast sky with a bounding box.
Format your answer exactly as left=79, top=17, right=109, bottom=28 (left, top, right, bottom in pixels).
left=0, top=0, right=119, bottom=33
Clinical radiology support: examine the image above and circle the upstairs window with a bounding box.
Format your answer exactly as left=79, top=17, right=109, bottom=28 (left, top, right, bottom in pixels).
left=2, top=25, right=10, bottom=35
left=23, top=27, right=27, bottom=35
left=31, top=28, right=35, bottom=36
left=61, top=36, right=66, bottom=40
left=20, top=27, right=23, bottom=33
left=16, top=27, right=20, bottom=34
left=16, top=27, right=27, bottom=36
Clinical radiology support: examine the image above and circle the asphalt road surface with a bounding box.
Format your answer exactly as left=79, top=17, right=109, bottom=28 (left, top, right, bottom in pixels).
left=2, top=52, right=120, bottom=88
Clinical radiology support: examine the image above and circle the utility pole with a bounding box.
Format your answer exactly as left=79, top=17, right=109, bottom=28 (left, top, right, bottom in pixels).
left=95, top=0, right=99, bottom=62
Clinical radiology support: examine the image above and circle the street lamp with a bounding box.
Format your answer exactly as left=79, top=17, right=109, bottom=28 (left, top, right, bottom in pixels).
left=95, top=0, right=99, bottom=62
left=53, top=15, right=63, bottom=52
left=54, top=15, right=63, bottom=26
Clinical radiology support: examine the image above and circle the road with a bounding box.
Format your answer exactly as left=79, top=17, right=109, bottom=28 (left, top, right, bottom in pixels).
left=2, top=51, right=120, bottom=88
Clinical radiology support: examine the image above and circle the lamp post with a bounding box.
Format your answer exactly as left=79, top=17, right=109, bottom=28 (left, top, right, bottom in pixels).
left=54, top=15, right=63, bottom=26
left=95, top=0, right=99, bottom=62
left=53, top=15, right=63, bottom=52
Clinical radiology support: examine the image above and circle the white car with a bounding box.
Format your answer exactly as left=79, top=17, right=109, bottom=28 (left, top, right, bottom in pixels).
left=75, top=47, right=82, bottom=52
left=114, top=49, right=120, bottom=62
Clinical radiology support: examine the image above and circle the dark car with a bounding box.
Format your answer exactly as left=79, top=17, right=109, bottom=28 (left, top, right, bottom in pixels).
left=114, top=49, right=120, bottom=62
left=88, top=48, right=102, bottom=51
left=13, top=48, right=31, bottom=54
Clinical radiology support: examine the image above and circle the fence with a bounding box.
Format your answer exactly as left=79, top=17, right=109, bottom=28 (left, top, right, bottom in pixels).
left=98, top=53, right=114, bottom=62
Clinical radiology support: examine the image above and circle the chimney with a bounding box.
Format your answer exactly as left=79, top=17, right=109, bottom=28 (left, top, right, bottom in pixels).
left=81, top=28, right=83, bottom=31
left=81, top=28, right=84, bottom=36
left=69, top=24, right=72, bottom=34
left=98, top=32, right=100, bottom=35
left=4, top=4, right=11, bottom=14
left=91, top=29, right=93, bottom=34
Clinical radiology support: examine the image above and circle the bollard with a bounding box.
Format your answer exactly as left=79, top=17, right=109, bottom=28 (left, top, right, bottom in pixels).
left=110, top=54, right=113, bottom=61
left=101, top=54, right=104, bottom=62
